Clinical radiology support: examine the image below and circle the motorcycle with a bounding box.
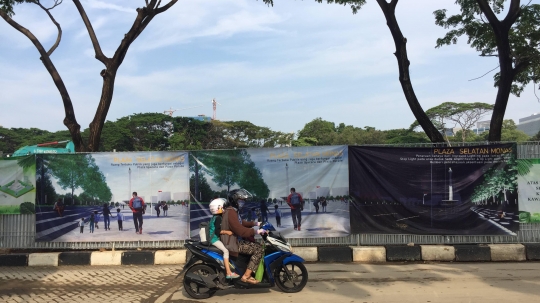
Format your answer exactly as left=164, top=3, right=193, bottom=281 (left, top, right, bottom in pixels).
left=178, top=222, right=308, bottom=299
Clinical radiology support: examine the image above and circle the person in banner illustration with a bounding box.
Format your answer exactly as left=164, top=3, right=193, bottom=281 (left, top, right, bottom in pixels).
left=260, top=199, right=269, bottom=222
left=321, top=196, right=328, bottom=213
left=102, top=203, right=112, bottom=231
left=274, top=204, right=282, bottom=227
left=53, top=198, right=65, bottom=217
left=116, top=208, right=124, bottom=231
left=155, top=202, right=161, bottom=217
left=287, top=187, right=304, bottom=231
left=129, top=192, right=146, bottom=234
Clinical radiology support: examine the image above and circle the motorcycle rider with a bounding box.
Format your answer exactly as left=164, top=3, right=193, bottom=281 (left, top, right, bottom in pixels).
left=223, top=189, right=266, bottom=285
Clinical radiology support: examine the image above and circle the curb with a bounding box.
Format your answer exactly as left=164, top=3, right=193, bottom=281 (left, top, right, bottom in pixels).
left=59, top=252, right=92, bottom=266
left=455, top=245, right=491, bottom=262
left=0, top=244, right=535, bottom=266
left=386, top=245, right=421, bottom=262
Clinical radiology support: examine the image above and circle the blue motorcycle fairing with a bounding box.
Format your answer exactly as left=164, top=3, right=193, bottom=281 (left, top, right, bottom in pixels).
left=201, top=249, right=224, bottom=262
left=264, top=251, right=289, bottom=264
left=283, top=254, right=305, bottom=264
left=201, top=248, right=240, bottom=273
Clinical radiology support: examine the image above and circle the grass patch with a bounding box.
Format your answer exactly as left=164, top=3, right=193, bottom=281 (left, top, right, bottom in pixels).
left=0, top=205, right=21, bottom=214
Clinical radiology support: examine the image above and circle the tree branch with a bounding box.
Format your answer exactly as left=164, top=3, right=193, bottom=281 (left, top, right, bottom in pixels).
left=33, top=0, right=62, bottom=56
left=85, top=0, right=178, bottom=151
left=44, top=0, right=63, bottom=10
left=503, top=0, right=521, bottom=28
left=72, top=0, right=110, bottom=65
left=476, top=0, right=501, bottom=27
left=468, top=65, right=500, bottom=81
left=0, top=9, right=85, bottom=151
left=376, top=0, right=445, bottom=143
left=156, top=0, right=177, bottom=14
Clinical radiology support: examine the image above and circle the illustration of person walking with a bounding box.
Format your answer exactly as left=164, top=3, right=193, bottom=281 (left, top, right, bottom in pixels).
left=287, top=188, right=304, bottom=231
left=103, top=203, right=112, bottom=231
left=162, top=202, right=168, bottom=216
left=79, top=218, right=85, bottom=233
left=116, top=208, right=124, bottom=231
left=155, top=202, right=161, bottom=217
left=129, top=192, right=145, bottom=234
left=89, top=213, right=95, bottom=233
left=313, top=198, right=320, bottom=214
left=260, top=200, right=269, bottom=222
left=94, top=211, right=100, bottom=230
left=274, top=204, right=282, bottom=227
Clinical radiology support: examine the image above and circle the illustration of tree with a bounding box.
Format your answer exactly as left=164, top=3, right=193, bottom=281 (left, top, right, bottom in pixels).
left=189, top=173, right=215, bottom=202
left=471, top=148, right=519, bottom=205
left=206, top=150, right=245, bottom=192
left=81, top=156, right=112, bottom=203
left=189, top=149, right=269, bottom=198
left=46, top=154, right=88, bottom=205
left=45, top=154, right=111, bottom=205
left=238, top=155, right=270, bottom=199
left=36, top=155, right=58, bottom=205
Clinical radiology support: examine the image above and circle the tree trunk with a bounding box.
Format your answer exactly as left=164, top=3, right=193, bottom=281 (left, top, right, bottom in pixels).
left=376, top=0, right=445, bottom=143
left=87, top=69, right=118, bottom=151
left=488, top=32, right=515, bottom=142
left=475, top=0, right=522, bottom=142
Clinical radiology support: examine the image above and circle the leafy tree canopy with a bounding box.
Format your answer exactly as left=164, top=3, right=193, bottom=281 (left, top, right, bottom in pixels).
left=410, top=102, right=493, bottom=142
left=434, top=0, right=540, bottom=96
left=480, top=119, right=530, bottom=141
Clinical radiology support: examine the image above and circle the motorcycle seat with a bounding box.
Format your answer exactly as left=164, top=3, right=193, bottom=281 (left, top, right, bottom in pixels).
left=194, top=242, right=224, bottom=254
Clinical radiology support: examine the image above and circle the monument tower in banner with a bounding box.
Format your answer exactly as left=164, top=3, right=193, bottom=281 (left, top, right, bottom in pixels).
left=441, top=167, right=458, bottom=206
left=128, top=168, right=131, bottom=199
left=285, top=163, right=289, bottom=197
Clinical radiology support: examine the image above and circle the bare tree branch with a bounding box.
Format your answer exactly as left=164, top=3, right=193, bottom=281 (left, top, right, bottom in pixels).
left=72, top=0, right=110, bottom=65
left=0, top=9, right=85, bottom=151
left=535, top=81, right=540, bottom=102
left=32, top=0, right=62, bottom=56
left=156, top=0, right=177, bottom=14
left=44, top=0, right=63, bottom=10
left=376, top=0, right=445, bottom=143
left=468, top=65, right=500, bottom=81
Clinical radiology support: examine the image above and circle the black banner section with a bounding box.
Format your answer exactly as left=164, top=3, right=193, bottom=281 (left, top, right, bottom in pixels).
left=349, top=144, right=518, bottom=235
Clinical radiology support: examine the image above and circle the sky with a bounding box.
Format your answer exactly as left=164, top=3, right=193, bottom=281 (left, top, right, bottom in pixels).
left=1, top=0, right=539, bottom=137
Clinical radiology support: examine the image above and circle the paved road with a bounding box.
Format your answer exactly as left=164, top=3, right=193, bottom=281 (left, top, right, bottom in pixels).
left=2, top=262, right=540, bottom=302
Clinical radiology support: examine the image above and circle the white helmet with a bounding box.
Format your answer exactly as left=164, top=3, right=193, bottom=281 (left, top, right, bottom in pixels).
left=209, top=198, right=226, bottom=215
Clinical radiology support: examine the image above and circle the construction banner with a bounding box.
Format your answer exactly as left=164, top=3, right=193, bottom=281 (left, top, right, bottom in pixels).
left=349, top=144, right=519, bottom=235
left=517, top=159, right=540, bottom=223
left=0, top=156, right=36, bottom=214
left=35, top=152, right=190, bottom=242
left=189, top=146, right=350, bottom=239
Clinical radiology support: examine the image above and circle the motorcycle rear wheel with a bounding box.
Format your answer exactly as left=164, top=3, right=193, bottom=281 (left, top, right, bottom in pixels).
left=274, top=261, right=308, bottom=293
left=183, top=264, right=218, bottom=299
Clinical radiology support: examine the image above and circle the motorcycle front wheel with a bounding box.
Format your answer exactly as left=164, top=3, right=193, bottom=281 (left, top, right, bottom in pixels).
left=183, top=264, right=218, bottom=299
left=274, top=261, right=308, bottom=293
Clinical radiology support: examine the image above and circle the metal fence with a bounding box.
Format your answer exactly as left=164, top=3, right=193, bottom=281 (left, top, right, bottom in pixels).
left=2, top=142, right=540, bottom=250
